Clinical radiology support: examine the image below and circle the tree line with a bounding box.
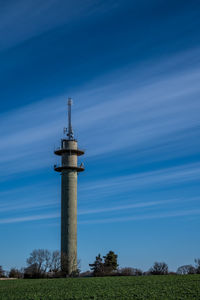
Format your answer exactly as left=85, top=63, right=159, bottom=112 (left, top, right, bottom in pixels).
left=0, top=249, right=200, bottom=278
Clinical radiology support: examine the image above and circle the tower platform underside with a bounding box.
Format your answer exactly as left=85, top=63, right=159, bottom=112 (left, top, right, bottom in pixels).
left=54, top=165, right=84, bottom=172
left=54, top=148, right=84, bottom=156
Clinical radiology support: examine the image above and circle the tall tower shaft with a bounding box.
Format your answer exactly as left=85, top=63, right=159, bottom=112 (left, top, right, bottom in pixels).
left=54, top=98, right=84, bottom=276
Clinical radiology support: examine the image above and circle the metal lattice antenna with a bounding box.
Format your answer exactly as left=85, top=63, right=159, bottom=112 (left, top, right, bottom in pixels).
left=67, top=97, right=74, bottom=140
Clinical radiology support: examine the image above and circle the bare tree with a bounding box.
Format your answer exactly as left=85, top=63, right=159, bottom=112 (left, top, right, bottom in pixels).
left=50, top=251, right=61, bottom=273
left=26, top=249, right=51, bottom=276
left=0, top=266, right=5, bottom=278
left=194, top=258, right=200, bottom=274
left=195, top=258, right=200, bottom=274
left=9, top=268, right=23, bottom=278
left=177, top=265, right=196, bottom=275
left=133, top=268, right=143, bottom=276
left=149, top=262, right=168, bottom=275
left=25, top=249, right=80, bottom=278
left=24, top=264, right=39, bottom=278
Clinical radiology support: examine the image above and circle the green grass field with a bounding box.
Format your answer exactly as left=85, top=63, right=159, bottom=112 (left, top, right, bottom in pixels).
left=0, top=275, right=200, bottom=300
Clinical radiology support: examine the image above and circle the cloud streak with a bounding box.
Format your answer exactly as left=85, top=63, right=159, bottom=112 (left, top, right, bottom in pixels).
left=0, top=0, right=114, bottom=51
left=0, top=193, right=199, bottom=224
left=0, top=213, right=59, bottom=225
left=78, top=199, right=177, bottom=215
left=79, top=208, right=200, bottom=224
left=1, top=206, right=200, bottom=225
left=0, top=46, right=200, bottom=180
left=80, top=163, right=200, bottom=197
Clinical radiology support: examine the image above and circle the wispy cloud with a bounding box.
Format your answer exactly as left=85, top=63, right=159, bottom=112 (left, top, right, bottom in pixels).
left=1, top=205, right=200, bottom=225
left=0, top=198, right=57, bottom=214
left=0, top=0, right=114, bottom=51
left=80, top=163, right=200, bottom=197
left=0, top=213, right=59, bottom=224
left=79, top=209, right=200, bottom=225
left=0, top=158, right=199, bottom=220
left=78, top=199, right=176, bottom=215
left=0, top=46, right=200, bottom=180
left=0, top=192, right=199, bottom=224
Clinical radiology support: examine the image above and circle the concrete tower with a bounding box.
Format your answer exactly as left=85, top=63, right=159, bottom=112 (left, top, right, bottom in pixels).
left=54, top=98, right=84, bottom=276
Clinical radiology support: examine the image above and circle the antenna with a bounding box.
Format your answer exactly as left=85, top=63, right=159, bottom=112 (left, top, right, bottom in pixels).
left=67, top=97, right=74, bottom=140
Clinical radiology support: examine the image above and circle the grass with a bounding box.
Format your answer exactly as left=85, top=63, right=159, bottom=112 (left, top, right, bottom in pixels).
left=0, top=275, right=200, bottom=299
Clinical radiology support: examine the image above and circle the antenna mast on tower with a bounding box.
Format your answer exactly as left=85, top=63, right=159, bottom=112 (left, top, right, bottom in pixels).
left=67, top=98, right=74, bottom=140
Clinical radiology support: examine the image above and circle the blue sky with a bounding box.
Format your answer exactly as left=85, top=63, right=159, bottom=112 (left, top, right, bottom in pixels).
left=0, top=0, right=200, bottom=272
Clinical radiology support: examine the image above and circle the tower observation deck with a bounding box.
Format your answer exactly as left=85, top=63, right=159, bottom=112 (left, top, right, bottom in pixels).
left=54, top=98, right=84, bottom=276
